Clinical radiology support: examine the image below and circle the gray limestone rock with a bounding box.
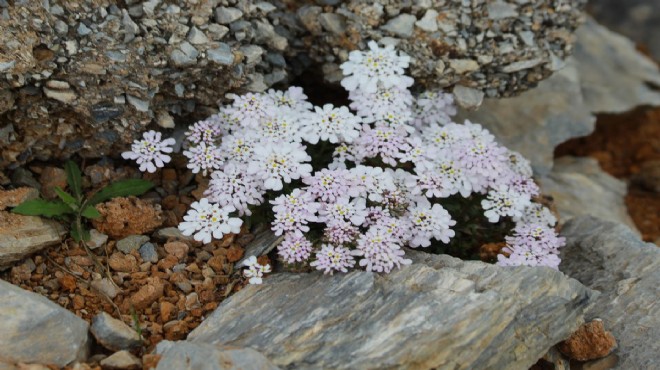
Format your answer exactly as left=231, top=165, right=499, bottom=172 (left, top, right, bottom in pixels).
left=190, top=251, right=595, bottom=370
left=382, top=14, right=417, bottom=38
left=235, top=228, right=283, bottom=268
left=154, top=341, right=279, bottom=370
left=99, top=350, right=142, bottom=370
left=538, top=156, right=638, bottom=232
left=0, top=212, right=66, bottom=269
left=589, top=0, right=660, bottom=69
left=117, top=235, right=150, bottom=254
left=560, top=216, right=660, bottom=369
left=573, top=18, right=660, bottom=113
left=90, top=312, right=143, bottom=352
left=0, top=279, right=90, bottom=366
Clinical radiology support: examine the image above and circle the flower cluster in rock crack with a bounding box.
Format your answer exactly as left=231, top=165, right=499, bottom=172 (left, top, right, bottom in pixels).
left=124, top=42, right=565, bottom=282
left=241, top=256, right=272, bottom=285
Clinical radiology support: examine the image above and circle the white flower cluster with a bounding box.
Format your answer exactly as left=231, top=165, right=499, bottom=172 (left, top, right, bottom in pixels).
left=241, top=256, right=272, bottom=285
left=123, top=41, right=565, bottom=280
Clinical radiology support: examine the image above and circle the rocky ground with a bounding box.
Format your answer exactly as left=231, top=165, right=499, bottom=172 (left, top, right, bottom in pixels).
left=1, top=2, right=659, bottom=370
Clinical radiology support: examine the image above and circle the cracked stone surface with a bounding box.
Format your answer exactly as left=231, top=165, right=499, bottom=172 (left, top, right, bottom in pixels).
left=189, top=251, right=594, bottom=370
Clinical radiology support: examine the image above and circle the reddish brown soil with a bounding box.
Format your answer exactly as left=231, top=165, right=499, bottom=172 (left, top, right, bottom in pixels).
left=556, top=107, right=660, bottom=242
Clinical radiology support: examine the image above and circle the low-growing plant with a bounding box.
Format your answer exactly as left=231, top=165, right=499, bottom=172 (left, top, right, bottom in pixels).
left=123, top=41, right=565, bottom=283
left=12, top=160, right=154, bottom=242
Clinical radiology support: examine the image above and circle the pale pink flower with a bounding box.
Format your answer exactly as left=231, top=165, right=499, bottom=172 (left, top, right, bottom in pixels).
left=310, top=244, right=356, bottom=274
left=277, top=234, right=313, bottom=264
left=205, top=163, right=264, bottom=216
left=185, top=117, right=222, bottom=145
left=319, top=197, right=368, bottom=226
left=122, top=130, right=175, bottom=173
left=183, top=142, right=224, bottom=176
left=408, top=199, right=456, bottom=247
left=248, top=142, right=313, bottom=191
left=412, top=90, right=457, bottom=128
left=303, top=104, right=362, bottom=144
left=226, top=92, right=274, bottom=128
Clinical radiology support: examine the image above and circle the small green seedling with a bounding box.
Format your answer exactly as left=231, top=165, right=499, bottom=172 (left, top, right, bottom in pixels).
left=12, top=160, right=154, bottom=242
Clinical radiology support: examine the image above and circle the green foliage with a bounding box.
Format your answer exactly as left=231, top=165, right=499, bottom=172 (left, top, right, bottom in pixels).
left=12, top=199, right=72, bottom=217
left=11, top=160, right=153, bottom=243
left=88, top=179, right=154, bottom=206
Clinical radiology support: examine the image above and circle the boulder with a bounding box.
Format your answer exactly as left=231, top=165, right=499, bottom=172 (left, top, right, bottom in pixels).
left=560, top=216, right=660, bottom=369
left=589, top=0, right=660, bottom=61
left=189, top=251, right=595, bottom=369
left=538, top=156, right=638, bottom=231
left=154, top=341, right=279, bottom=370
left=0, top=280, right=90, bottom=366
left=287, top=0, right=587, bottom=100
left=574, top=16, right=660, bottom=113
left=0, top=211, right=65, bottom=269
left=0, top=0, right=289, bottom=169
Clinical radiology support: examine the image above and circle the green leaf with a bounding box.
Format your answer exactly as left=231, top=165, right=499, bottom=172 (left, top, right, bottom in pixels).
left=81, top=205, right=101, bottom=219
left=11, top=199, right=73, bottom=218
left=88, top=179, right=154, bottom=206
left=54, top=186, right=78, bottom=208
left=65, top=161, right=83, bottom=200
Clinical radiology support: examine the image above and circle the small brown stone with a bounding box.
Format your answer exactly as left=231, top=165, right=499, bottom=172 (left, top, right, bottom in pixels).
left=160, top=301, right=176, bottom=322
left=129, top=277, right=164, bottom=310
left=39, top=166, right=67, bottom=199
left=108, top=253, right=138, bottom=273
left=163, top=320, right=187, bottom=341
left=93, top=197, right=163, bottom=239
left=58, top=274, right=77, bottom=292
left=142, top=354, right=161, bottom=370
left=164, top=241, right=189, bottom=260
left=479, top=242, right=506, bottom=262
left=226, top=245, right=244, bottom=263
left=558, top=320, right=617, bottom=361
left=207, top=255, right=226, bottom=273
left=72, top=295, right=85, bottom=310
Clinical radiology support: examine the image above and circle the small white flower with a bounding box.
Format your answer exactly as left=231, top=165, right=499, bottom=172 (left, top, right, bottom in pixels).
left=178, top=198, right=243, bottom=244
left=303, top=104, right=362, bottom=144
left=248, top=143, right=313, bottom=191
left=183, top=142, right=223, bottom=176
left=408, top=199, right=456, bottom=247
left=340, top=41, right=413, bottom=93
left=242, top=256, right=272, bottom=285
left=482, top=186, right=531, bottom=223
left=122, top=130, right=176, bottom=173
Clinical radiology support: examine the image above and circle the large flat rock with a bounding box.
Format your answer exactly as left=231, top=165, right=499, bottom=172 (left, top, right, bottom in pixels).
left=560, top=216, right=660, bottom=369
left=538, top=156, right=639, bottom=232
left=155, top=341, right=279, bottom=370
left=0, top=279, right=90, bottom=366
left=189, top=251, right=595, bottom=370
left=574, top=18, right=660, bottom=113
left=0, top=211, right=65, bottom=269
